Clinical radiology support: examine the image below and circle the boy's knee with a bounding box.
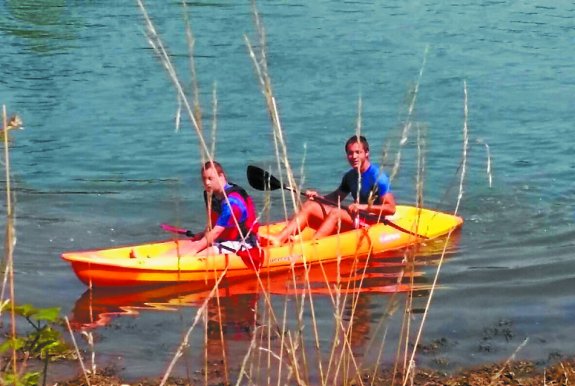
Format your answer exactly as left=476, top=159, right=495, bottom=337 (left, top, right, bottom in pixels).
left=302, top=200, right=323, bottom=214
left=327, top=209, right=341, bottom=221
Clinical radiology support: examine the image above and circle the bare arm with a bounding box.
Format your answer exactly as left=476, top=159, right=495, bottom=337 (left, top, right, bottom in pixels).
left=348, top=192, right=396, bottom=217
left=188, top=225, right=226, bottom=254
left=319, top=188, right=348, bottom=204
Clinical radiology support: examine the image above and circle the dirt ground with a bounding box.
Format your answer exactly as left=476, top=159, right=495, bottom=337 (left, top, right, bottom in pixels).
left=55, top=358, right=575, bottom=385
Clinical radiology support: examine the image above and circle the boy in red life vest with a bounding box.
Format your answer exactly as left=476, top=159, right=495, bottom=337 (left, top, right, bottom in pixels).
left=185, top=161, right=259, bottom=256
left=267, top=135, right=396, bottom=246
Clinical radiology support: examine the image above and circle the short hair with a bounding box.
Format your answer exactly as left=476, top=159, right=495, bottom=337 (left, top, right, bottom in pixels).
left=345, top=135, right=369, bottom=152
left=201, top=160, right=225, bottom=176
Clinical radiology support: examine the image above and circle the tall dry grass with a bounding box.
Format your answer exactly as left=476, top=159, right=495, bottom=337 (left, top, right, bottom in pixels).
left=0, top=107, right=24, bottom=384
left=46, top=2, right=480, bottom=385
left=128, top=2, right=473, bottom=386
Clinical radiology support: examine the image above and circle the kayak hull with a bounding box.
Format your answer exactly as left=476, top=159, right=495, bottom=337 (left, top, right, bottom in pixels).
left=61, top=205, right=463, bottom=287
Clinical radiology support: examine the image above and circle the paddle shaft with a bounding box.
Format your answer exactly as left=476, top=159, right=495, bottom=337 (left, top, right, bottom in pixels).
left=160, top=223, right=195, bottom=237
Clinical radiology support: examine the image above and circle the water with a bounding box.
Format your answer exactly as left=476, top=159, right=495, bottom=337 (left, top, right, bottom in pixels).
left=1, top=0, right=574, bottom=380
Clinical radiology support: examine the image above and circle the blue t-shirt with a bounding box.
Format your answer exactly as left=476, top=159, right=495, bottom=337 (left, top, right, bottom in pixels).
left=338, top=164, right=391, bottom=204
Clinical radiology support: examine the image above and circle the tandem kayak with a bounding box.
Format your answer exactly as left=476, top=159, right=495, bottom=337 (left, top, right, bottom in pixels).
left=61, top=205, right=463, bottom=287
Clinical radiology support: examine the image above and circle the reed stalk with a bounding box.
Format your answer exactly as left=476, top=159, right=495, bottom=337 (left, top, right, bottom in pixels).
left=401, top=80, right=470, bottom=386
left=131, top=2, right=472, bottom=385
left=1, top=106, right=20, bottom=383
left=65, top=317, right=91, bottom=386
left=137, top=4, right=311, bottom=383
left=489, top=337, right=529, bottom=385
left=389, top=45, right=429, bottom=182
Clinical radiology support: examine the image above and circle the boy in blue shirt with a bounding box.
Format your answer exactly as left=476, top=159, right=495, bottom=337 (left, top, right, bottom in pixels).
left=268, top=135, right=396, bottom=245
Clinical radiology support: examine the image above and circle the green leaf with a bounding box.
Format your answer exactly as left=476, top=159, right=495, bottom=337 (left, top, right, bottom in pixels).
left=34, top=307, right=60, bottom=322
left=0, top=337, right=25, bottom=353
left=13, top=303, right=37, bottom=318
left=3, top=371, right=41, bottom=386
left=0, top=300, right=11, bottom=313
left=21, top=372, right=41, bottom=386
left=0, top=340, right=11, bottom=353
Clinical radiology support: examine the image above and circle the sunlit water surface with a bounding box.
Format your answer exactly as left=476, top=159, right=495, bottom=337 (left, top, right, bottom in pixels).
left=1, top=0, right=574, bottom=381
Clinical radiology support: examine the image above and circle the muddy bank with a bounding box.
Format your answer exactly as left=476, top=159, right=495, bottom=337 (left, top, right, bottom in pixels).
left=53, top=358, right=575, bottom=385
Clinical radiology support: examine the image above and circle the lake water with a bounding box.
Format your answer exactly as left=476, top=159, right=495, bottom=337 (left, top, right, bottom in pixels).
left=1, top=0, right=574, bottom=382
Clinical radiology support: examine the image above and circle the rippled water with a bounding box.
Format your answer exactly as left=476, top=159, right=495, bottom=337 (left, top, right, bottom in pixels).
left=1, top=0, right=574, bottom=380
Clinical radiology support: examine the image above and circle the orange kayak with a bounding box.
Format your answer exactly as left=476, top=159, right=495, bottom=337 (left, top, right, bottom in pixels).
left=61, top=205, right=463, bottom=287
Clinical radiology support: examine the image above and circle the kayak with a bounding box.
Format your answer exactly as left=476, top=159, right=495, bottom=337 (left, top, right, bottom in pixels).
left=61, top=205, right=463, bottom=287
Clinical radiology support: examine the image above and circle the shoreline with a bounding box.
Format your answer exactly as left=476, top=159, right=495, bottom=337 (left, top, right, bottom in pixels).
left=49, top=357, right=575, bottom=385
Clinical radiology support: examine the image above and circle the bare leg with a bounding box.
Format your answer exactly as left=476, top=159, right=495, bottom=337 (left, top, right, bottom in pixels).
left=313, top=207, right=354, bottom=240
left=268, top=200, right=328, bottom=245
left=171, top=240, right=220, bottom=257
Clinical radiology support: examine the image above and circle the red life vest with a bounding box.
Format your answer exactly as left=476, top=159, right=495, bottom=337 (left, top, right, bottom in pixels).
left=204, top=183, right=259, bottom=243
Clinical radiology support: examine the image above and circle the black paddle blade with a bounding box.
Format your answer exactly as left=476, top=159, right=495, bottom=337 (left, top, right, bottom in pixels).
left=246, top=165, right=283, bottom=191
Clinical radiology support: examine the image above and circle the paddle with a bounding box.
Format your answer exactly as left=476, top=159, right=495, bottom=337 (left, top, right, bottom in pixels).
left=160, top=223, right=196, bottom=238
left=246, top=165, right=427, bottom=239
left=160, top=224, right=264, bottom=270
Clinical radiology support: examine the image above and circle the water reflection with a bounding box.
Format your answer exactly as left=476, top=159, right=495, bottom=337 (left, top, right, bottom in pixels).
left=68, top=233, right=460, bottom=382
left=1, top=0, right=78, bottom=53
